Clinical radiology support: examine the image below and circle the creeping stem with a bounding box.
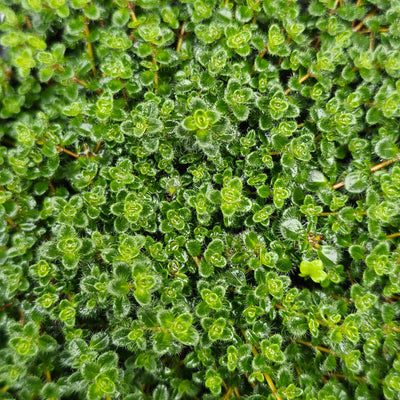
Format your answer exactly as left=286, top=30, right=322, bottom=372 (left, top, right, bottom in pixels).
left=241, top=330, right=283, bottom=400
left=84, top=17, right=97, bottom=77
left=176, top=21, right=186, bottom=52
left=333, top=153, right=400, bottom=190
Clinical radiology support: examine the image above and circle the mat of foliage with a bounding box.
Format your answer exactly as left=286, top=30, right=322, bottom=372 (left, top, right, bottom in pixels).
left=1, top=0, right=400, bottom=399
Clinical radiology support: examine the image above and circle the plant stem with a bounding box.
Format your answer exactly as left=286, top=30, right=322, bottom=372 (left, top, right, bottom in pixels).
left=275, top=303, right=333, bottom=328
left=370, top=153, right=400, bottom=172
left=241, top=330, right=283, bottom=400
left=92, top=140, right=102, bottom=155
left=45, top=368, right=52, bottom=382
left=48, top=181, right=56, bottom=195
left=324, top=372, right=366, bottom=383
left=84, top=17, right=97, bottom=77
left=328, top=0, right=340, bottom=15
left=4, top=216, right=19, bottom=231
left=55, top=145, right=80, bottom=159
left=73, top=76, right=102, bottom=94
left=333, top=153, right=400, bottom=190
left=369, top=31, right=375, bottom=50
left=222, top=388, right=233, bottom=400
left=151, top=44, right=158, bottom=91
left=353, top=8, right=379, bottom=32
left=387, top=232, right=400, bottom=239
left=316, top=212, right=338, bottom=217
left=298, top=71, right=312, bottom=84
left=192, top=256, right=200, bottom=267
left=332, top=181, right=345, bottom=190
left=0, top=302, right=13, bottom=311
left=295, top=339, right=339, bottom=357
left=127, top=1, right=137, bottom=22
left=176, top=21, right=186, bottom=52
left=259, top=45, right=268, bottom=58
left=25, top=16, right=32, bottom=29
left=285, top=71, right=312, bottom=95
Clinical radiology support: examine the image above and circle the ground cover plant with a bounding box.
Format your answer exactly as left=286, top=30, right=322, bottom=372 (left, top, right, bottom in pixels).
left=0, top=0, right=400, bottom=399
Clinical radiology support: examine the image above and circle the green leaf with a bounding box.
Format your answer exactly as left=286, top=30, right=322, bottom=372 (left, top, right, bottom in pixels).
left=280, top=219, right=305, bottom=241
left=134, top=288, right=152, bottom=305
left=375, top=139, right=398, bottom=160
left=185, top=239, right=202, bottom=257
left=152, top=331, right=173, bottom=355
left=299, top=260, right=327, bottom=283
left=344, top=172, right=368, bottom=193
left=90, top=332, right=109, bottom=351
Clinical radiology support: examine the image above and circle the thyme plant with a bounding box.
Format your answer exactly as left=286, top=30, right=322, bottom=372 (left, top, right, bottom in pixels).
left=1, top=0, right=400, bottom=399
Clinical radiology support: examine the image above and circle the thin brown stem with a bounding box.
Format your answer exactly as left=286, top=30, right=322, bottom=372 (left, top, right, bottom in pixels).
left=356, top=0, right=362, bottom=6
left=285, top=71, right=312, bottom=95
left=360, top=27, right=389, bottom=33
left=298, top=71, right=312, bottom=84
left=83, top=143, right=90, bottom=159
left=330, top=294, right=352, bottom=303
left=45, top=368, right=52, bottom=382
left=295, top=339, right=339, bottom=357
left=269, top=151, right=282, bottom=156
left=332, top=153, right=400, bottom=188
left=84, top=18, right=97, bottom=77
left=127, top=1, right=137, bottom=22
left=353, top=8, right=379, bottom=32
left=25, top=16, right=32, bottom=29
left=192, top=256, right=200, bottom=267
left=387, top=232, right=400, bottom=239
left=328, top=0, right=340, bottom=15
left=5, top=216, right=20, bottom=231
left=223, top=387, right=233, bottom=400
left=176, top=21, right=186, bottom=52
left=259, top=46, right=268, bottom=59
left=370, top=153, right=400, bottom=172
left=73, top=76, right=102, bottom=95
left=241, top=330, right=282, bottom=400
left=0, top=302, right=13, bottom=311
left=48, top=181, right=55, bottom=195
left=92, top=140, right=102, bottom=155
left=369, top=31, right=375, bottom=51
left=245, top=374, right=256, bottom=388
left=233, top=387, right=240, bottom=398
left=121, top=87, right=128, bottom=108
left=1, top=386, right=9, bottom=393
left=324, top=372, right=366, bottom=383
left=332, top=181, right=345, bottom=190
left=316, top=212, right=338, bottom=217
left=275, top=303, right=333, bottom=328
left=151, top=44, right=159, bottom=91
left=55, top=145, right=80, bottom=159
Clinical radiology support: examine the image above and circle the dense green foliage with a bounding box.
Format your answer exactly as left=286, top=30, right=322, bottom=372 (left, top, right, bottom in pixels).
left=1, top=0, right=400, bottom=399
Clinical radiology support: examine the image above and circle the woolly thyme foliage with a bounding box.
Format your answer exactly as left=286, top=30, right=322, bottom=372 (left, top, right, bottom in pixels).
left=1, top=1, right=400, bottom=400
